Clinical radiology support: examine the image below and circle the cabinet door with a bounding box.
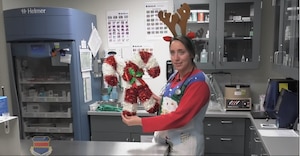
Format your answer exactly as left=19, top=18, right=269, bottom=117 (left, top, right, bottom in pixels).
left=273, top=0, right=299, bottom=78
left=245, top=120, right=269, bottom=156
left=11, top=42, right=73, bottom=140
left=204, top=118, right=245, bottom=135
left=205, top=135, right=245, bottom=154
left=90, top=115, right=153, bottom=141
left=174, top=0, right=261, bottom=69
left=174, top=0, right=217, bottom=70
left=216, top=0, right=261, bottom=69
left=204, top=117, right=245, bottom=155
left=249, top=125, right=262, bottom=155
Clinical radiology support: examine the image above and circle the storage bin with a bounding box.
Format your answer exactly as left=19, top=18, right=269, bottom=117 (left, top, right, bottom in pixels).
left=0, top=96, right=8, bottom=116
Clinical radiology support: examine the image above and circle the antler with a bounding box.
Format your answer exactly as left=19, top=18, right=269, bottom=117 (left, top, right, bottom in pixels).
left=158, top=3, right=191, bottom=38
left=176, top=3, right=190, bottom=36
left=158, top=11, right=179, bottom=37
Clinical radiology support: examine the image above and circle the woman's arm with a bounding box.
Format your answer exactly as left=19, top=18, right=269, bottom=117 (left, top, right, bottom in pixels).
left=142, top=81, right=210, bottom=132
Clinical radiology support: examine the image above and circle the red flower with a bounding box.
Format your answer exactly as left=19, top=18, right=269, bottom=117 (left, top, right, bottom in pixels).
left=104, top=56, right=117, bottom=70
left=139, top=51, right=152, bottom=64
left=147, top=66, right=160, bottom=78
left=124, top=88, right=138, bottom=103
left=104, top=75, right=118, bottom=86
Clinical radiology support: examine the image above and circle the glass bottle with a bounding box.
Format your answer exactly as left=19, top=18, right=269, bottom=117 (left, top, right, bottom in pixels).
left=249, top=27, right=253, bottom=37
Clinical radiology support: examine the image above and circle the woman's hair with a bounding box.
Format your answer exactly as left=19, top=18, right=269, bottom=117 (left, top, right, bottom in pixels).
left=169, top=35, right=196, bottom=66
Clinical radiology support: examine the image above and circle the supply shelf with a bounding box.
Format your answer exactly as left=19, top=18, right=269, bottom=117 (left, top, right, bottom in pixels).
left=13, top=56, right=74, bottom=139
left=22, top=108, right=72, bottom=118
left=24, top=122, right=73, bottom=133
left=21, top=96, right=71, bottom=102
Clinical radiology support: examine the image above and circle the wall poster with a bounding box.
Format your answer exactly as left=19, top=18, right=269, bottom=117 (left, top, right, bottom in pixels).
left=106, top=10, right=130, bottom=47
left=145, top=1, right=169, bottom=40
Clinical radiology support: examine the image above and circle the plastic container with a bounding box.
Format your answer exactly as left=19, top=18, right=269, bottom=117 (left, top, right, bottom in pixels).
left=205, top=30, right=209, bottom=38
left=241, top=55, right=245, bottom=62
left=110, top=86, right=118, bottom=101
left=200, top=49, right=208, bottom=63
left=249, top=27, right=253, bottom=37
left=0, top=96, right=8, bottom=116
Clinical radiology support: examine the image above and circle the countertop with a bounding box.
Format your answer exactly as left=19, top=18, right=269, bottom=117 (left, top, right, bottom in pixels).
left=252, top=119, right=299, bottom=156
left=88, top=109, right=299, bottom=156
left=19, top=140, right=168, bottom=156
left=87, top=109, right=254, bottom=118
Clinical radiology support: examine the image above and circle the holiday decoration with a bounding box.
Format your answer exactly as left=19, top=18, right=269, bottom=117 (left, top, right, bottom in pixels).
left=158, top=3, right=193, bottom=41
left=102, top=51, right=160, bottom=116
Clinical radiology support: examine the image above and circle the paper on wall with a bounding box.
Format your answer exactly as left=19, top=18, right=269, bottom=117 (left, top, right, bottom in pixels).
left=80, top=48, right=92, bottom=72
left=145, top=1, right=169, bottom=40
left=88, top=27, right=102, bottom=57
left=82, top=72, right=92, bottom=103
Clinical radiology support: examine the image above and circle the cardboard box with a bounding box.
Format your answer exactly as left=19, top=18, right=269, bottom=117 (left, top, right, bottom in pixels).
left=0, top=96, right=8, bottom=116
left=224, top=84, right=251, bottom=99
left=224, top=85, right=252, bottom=110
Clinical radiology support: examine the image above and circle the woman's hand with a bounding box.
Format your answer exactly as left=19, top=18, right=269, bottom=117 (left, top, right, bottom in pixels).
left=121, top=113, right=142, bottom=126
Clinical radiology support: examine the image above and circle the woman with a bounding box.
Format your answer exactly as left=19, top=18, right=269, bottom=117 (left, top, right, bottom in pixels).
left=121, top=35, right=210, bottom=155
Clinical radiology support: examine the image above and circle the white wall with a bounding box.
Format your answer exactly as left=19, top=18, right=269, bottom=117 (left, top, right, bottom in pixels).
left=0, top=0, right=12, bottom=112
left=2, top=0, right=38, bottom=8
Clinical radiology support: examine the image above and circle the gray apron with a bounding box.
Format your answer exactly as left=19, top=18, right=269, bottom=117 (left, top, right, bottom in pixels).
left=153, top=72, right=209, bottom=155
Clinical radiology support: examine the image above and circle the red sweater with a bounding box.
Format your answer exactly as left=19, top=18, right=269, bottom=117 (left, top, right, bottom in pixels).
left=141, top=69, right=210, bottom=133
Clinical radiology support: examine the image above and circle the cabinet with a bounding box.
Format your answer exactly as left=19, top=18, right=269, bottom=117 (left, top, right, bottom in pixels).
left=273, top=0, right=299, bottom=79
left=0, top=116, right=22, bottom=155
left=203, top=117, right=246, bottom=156
left=174, top=0, right=262, bottom=69
left=90, top=115, right=153, bottom=142
left=245, top=119, right=269, bottom=156
left=12, top=43, right=73, bottom=140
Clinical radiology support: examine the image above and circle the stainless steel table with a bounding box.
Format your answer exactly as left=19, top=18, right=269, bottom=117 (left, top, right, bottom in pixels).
left=20, top=140, right=168, bottom=155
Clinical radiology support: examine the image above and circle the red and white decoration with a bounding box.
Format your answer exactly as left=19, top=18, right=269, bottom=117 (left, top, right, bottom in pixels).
left=102, top=51, right=160, bottom=116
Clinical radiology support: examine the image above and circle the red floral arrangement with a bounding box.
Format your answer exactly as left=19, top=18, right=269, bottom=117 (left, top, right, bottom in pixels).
left=103, top=51, right=160, bottom=116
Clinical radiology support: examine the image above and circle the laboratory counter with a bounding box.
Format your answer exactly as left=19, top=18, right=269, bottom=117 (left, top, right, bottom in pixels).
left=19, top=140, right=168, bottom=155
left=88, top=110, right=299, bottom=156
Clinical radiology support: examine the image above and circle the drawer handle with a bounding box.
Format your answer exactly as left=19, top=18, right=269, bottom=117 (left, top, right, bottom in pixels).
left=220, top=138, right=232, bottom=141
left=221, top=120, right=233, bottom=124
left=254, top=137, right=261, bottom=143
left=249, top=125, right=256, bottom=130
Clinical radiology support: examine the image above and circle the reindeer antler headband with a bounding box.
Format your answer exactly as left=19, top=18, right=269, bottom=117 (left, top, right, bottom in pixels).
left=158, top=3, right=193, bottom=41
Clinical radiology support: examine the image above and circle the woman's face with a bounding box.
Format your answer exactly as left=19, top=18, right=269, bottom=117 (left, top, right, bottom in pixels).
left=169, top=40, right=193, bottom=73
